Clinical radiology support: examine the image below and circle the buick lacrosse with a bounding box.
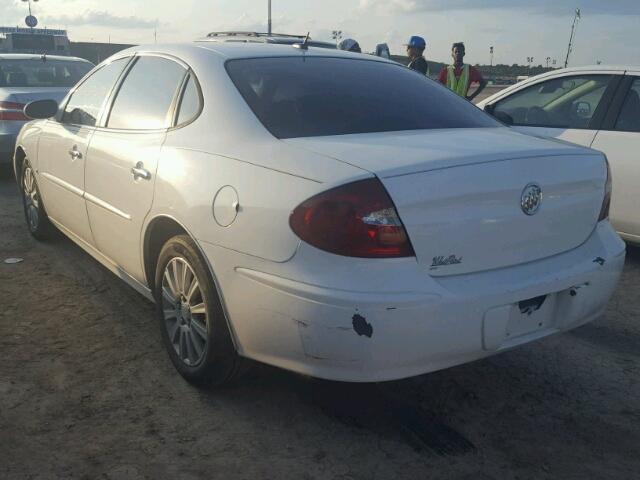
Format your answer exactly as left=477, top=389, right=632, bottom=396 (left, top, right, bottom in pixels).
left=14, top=43, right=625, bottom=385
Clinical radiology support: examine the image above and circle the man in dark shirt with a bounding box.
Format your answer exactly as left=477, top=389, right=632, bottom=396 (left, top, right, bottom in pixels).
left=438, top=42, right=487, bottom=101
left=405, top=36, right=428, bottom=75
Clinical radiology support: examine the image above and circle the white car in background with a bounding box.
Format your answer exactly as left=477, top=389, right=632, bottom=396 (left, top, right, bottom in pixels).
left=14, top=44, right=624, bottom=386
left=0, top=54, right=93, bottom=173
left=478, top=66, right=640, bottom=244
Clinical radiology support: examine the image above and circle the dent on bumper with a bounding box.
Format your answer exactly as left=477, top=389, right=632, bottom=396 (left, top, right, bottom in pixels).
left=208, top=222, right=625, bottom=383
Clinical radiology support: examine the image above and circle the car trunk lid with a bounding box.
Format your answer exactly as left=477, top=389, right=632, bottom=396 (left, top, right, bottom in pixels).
left=285, top=128, right=606, bottom=276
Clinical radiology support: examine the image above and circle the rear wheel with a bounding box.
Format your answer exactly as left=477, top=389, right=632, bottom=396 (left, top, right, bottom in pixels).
left=155, top=235, right=241, bottom=387
left=21, top=160, right=53, bottom=240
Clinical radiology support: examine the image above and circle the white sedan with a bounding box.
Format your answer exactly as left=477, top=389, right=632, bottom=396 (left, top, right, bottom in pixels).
left=14, top=43, right=625, bottom=385
left=478, top=66, right=640, bottom=244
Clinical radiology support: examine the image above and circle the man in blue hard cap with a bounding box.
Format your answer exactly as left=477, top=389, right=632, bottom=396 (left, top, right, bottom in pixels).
left=405, top=36, right=428, bottom=75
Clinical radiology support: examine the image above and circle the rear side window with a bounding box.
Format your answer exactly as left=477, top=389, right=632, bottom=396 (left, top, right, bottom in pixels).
left=176, top=74, right=201, bottom=125
left=62, top=58, right=128, bottom=127
left=108, top=56, right=186, bottom=130
left=225, top=57, right=498, bottom=139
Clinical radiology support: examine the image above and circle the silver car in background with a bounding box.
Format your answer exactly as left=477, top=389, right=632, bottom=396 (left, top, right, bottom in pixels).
left=0, top=54, right=93, bottom=172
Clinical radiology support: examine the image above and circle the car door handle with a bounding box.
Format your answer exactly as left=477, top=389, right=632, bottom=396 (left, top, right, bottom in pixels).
left=131, top=161, right=151, bottom=181
left=68, top=147, right=82, bottom=161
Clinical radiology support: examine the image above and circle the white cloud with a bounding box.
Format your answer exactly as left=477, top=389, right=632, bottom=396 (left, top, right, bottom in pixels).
left=45, top=11, right=158, bottom=29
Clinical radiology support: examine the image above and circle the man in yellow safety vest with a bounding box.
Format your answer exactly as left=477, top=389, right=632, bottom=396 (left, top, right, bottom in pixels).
left=438, top=42, right=487, bottom=101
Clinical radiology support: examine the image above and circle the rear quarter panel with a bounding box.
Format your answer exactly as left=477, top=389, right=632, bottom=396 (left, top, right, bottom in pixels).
left=149, top=146, right=338, bottom=263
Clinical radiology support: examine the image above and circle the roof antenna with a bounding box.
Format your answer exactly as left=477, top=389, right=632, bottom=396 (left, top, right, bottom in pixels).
left=293, top=32, right=310, bottom=50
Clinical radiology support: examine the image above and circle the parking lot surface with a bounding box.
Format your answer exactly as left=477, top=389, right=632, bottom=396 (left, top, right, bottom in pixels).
left=1, top=174, right=639, bottom=479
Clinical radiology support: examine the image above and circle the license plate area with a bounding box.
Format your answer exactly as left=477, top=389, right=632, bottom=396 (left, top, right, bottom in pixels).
left=507, top=293, right=557, bottom=339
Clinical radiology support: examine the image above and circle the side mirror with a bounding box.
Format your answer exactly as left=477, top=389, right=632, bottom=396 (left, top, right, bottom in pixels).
left=24, top=99, right=59, bottom=120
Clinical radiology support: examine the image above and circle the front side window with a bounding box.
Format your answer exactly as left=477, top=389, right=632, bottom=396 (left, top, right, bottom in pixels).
left=614, top=79, right=640, bottom=132
left=61, top=58, right=128, bottom=127
left=225, top=57, right=499, bottom=139
left=107, top=56, right=186, bottom=130
left=0, top=59, right=93, bottom=88
left=493, top=75, right=612, bottom=129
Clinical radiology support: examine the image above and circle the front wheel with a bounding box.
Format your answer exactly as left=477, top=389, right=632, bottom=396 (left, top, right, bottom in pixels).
left=155, top=235, right=242, bottom=387
left=21, top=160, right=53, bottom=240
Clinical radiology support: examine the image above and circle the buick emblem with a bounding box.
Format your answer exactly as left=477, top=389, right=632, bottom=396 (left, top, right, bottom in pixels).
left=521, top=183, right=542, bottom=216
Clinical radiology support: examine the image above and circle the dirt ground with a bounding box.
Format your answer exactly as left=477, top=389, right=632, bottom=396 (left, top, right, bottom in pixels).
left=1, top=172, right=639, bottom=480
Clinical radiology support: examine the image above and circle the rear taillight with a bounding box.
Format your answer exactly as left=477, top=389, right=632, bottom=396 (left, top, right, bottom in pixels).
left=289, top=178, right=415, bottom=258
left=0, top=101, right=28, bottom=121
left=598, top=157, right=612, bottom=222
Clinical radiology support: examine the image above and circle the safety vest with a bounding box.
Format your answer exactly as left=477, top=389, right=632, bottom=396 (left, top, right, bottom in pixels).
left=447, top=64, right=471, bottom=97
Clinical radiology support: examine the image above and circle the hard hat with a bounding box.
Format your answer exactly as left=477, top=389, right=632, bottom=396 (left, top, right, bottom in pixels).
left=405, top=36, right=426, bottom=49
left=338, top=38, right=361, bottom=53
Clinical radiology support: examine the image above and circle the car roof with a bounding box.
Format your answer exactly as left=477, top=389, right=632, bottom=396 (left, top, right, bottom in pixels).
left=555, top=65, right=634, bottom=72
left=200, top=32, right=336, bottom=48
left=117, top=42, right=385, bottom=63
left=0, top=53, right=91, bottom=63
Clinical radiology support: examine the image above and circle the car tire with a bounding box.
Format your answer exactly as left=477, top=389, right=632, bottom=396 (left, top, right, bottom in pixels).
left=155, top=235, right=242, bottom=387
left=21, top=159, right=54, bottom=240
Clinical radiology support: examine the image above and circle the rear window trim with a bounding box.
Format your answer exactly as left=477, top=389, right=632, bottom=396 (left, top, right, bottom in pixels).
left=225, top=55, right=492, bottom=139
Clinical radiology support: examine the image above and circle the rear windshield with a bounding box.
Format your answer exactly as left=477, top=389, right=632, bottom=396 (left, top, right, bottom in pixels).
left=226, top=57, right=499, bottom=139
left=0, top=59, right=93, bottom=88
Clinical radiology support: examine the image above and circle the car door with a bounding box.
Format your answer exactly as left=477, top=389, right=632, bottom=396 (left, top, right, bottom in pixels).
left=84, top=54, right=188, bottom=282
left=591, top=74, right=640, bottom=241
left=36, top=57, right=129, bottom=245
left=487, top=72, right=623, bottom=148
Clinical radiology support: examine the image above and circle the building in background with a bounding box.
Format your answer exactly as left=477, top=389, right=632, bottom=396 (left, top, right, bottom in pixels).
left=0, top=27, right=70, bottom=55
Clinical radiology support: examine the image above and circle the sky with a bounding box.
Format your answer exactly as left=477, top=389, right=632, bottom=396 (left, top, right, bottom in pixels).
left=3, top=0, right=640, bottom=66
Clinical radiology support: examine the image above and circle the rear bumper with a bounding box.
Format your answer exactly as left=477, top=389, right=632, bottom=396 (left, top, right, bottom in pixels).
left=201, top=221, right=625, bottom=383
left=0, top=133, right=16, bottom=164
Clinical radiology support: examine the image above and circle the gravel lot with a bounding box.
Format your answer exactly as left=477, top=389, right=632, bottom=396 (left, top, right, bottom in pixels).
left=1, top=172, right=639, bottom=480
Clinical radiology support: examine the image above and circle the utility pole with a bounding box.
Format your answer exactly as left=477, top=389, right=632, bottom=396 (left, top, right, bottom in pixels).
left=564, top=8, right=581, bottom=68
left=267, top=0, right=272, bottom=35
left=546, top=56, right=551, bottom=68
left=490, top=46, right=494, bottom=67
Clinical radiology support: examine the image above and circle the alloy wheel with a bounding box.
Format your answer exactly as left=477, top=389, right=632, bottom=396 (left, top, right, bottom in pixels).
left=161, top=257, right=209, bottom=366
left=23, top=166, right=40, bottom=231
